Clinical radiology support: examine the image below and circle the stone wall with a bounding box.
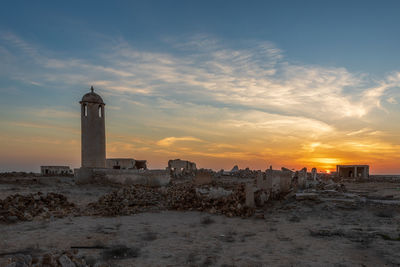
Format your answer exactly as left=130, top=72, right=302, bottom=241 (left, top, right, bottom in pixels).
left=75, top=168, right=170, bottom=186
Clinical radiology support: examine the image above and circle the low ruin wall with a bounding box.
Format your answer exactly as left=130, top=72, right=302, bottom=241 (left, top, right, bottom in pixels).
left=75, top=168, right=170, bottom=186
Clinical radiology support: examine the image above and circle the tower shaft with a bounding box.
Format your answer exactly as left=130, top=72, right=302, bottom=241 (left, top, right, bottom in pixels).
left=80, top=87, right=106, bottom=168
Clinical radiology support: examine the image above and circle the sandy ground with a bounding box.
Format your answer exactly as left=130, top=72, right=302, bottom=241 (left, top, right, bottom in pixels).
left=1, top=176, right=400, bottom=267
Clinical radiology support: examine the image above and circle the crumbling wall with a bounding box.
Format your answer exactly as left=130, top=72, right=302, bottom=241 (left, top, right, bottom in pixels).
left=41, top=166, right=72, bottom=176
left=134, top=160, right=147, bottom=170
left=106, top=158, right=135, bottom=169
left=75, top=168, right=170, bottom=186
left=256, top=171, right=272, bottom=192
left=167, top=159, right=197, bottom=178
left=105, top=159, right=147, bottom=170
left=311, top=168, right=317, bottom=181
left=265, top=169, right=293, bottom=195
left=296, top=167, right=307, bottom=189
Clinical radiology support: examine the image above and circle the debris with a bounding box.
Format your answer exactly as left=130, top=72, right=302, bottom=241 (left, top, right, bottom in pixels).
left=196, top=187, right=232, bottom=199
left=6, top=251, right=94, bottom=267
left=166, top=182, right=254, bottom=217
left=87, top=182, right=254, bottom=218
left=0, top=192, right=76, bottom=223
left=58, top=254, right=76, bottom=267
left=86, top=185, right=163, bottom=216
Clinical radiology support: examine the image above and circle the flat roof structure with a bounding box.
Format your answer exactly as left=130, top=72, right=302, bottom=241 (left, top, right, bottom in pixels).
left=336, top=165, right=369, bottom=179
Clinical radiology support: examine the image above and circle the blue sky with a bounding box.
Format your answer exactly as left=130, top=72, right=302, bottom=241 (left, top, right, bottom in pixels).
left=0, top=1, right=399, bottom=173
left=2, top=1, right=400, bottom=74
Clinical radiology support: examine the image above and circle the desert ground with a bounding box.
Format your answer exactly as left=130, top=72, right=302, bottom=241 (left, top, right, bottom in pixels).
left=1, top=174, right=400, bottom=267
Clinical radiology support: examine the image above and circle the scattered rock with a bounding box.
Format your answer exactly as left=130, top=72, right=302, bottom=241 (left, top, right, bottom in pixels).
left=166, top=183, right=254, bottom=217
left=87, top=182, right=254, bottom=218
left=101, top=245, right=140, bottom=260
left=58, top=254, right=76, bottom=267
left=86, top=185, right=163, bottom=216
left=0, top=192, right=76, bottom=223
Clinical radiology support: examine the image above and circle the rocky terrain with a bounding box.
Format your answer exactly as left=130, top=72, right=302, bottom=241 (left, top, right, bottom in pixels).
left=1, top=174, right=400, bottom=266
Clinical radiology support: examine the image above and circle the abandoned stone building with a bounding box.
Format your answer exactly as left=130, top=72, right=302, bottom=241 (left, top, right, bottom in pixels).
left=40, top=166, right=72, bottom=176
left=167, top=159, right=197, bottom=177
left=336, top=165, right=369, bottom=179
left=106, top=158, right=147, bottom=170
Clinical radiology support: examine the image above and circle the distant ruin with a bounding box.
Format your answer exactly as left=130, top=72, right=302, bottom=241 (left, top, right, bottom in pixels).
left=40, top=166, right=72, bottom=176
left=336, top=165, right=369, bottom=179
left=106, top=158, right=147, bottom=170
left=167, top=159, right=197, bottom=178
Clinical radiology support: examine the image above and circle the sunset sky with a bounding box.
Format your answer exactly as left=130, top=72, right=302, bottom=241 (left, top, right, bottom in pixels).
left=0, top=1, right=400, bottom=174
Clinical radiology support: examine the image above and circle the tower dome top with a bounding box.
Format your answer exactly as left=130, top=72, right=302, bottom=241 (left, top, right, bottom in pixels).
left=80, top=86, right=104, bottom=104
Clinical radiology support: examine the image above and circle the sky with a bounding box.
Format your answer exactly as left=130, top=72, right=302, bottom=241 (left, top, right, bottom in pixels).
left=0, top=1, right=399, bottom=174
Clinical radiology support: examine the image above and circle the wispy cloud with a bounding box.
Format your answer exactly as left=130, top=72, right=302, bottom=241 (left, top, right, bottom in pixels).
left=157, top=136, right=204, bottom=147
left=1, top=31, right=396, bottom=124
left=1, top=32, right=400, bottom=172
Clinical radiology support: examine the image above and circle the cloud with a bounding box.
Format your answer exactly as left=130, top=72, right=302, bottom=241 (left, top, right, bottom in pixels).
left=9, top=121, right=79, bottom=134
left=156, top=136, right=204, bottom=147
left=387, top=97, right=397, bottom=104
left=34, top=108, right=79, bottom=118
left=2, top=32, right=400, bottom=172
left=2, top=32, right=397, bottom=125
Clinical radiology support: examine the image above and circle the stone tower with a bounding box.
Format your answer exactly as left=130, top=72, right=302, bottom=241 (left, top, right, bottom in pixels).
left=80, top=86, right=106, bottom=168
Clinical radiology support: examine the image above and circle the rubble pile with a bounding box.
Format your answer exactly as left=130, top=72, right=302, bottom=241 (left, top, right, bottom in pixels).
left=87, top=182, right=254, bottom=218
left=315, top=180, right=346, bottom=191
left=0, top=172, right=38, bottom=178
left=229, top=168, right=261, bottom=179
left=5, top=250, right=98, bottom=267
left=165, top=183, right=254, bottom=217
left=0, top=192, right=76, bottom=223
left=87, top=186, right=164, bottom=216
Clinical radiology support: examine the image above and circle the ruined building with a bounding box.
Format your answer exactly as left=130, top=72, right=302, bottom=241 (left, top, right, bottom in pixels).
left=106, top=158, right=147, bottom=170
left=167, top=159, right=197, bottom=177
left=40, top=166, right=72, bottom=176
left=336, top=165, right=369, bottom=179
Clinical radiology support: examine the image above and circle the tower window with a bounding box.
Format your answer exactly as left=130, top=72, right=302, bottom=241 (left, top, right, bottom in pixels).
left=98, top=105, right=102, bottom=118
left=83, top=104, right=88, bottom=117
